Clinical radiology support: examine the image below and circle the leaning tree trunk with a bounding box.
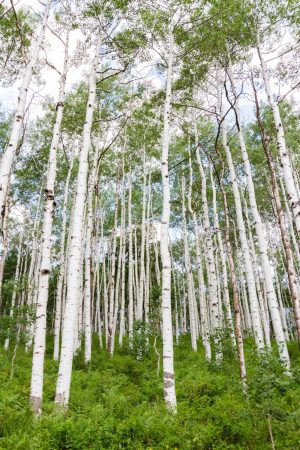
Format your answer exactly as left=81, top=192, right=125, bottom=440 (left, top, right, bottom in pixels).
left=0, top=0, right=51, bottom=228
left=217, top=77, right=264, bottom=350
left=257, top=35, right=300, bottom=237
left=251, top=79, right=300, bottom=344
left=160, top=18, right=177, bottom=412
left=55, top=33, right=101, bottom=407
left=228, top=65, right=290, bottom=369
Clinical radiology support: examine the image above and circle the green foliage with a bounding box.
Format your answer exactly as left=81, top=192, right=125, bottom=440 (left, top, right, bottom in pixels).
left=129, top=321, right=152, bottom=359
left=0, top=5, right=35, bottom=86
left=0, top=337, right=299, bottom=449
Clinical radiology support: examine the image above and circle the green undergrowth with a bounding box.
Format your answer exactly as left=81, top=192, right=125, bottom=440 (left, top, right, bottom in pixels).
left=0, top=335, right=299, bottom=449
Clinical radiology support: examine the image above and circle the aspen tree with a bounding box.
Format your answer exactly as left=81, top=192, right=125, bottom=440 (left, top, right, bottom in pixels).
left=217, top=79, right=264, bottom=350
left=110, top=232, right=122, bottom=355
left=25, top=188, right=42, bottom=352
left=228, top=66, right=290, bottom=368
left=144, top=171, right=152, bottom=324
left=251, top=78, right=300, bottom=343
left=107, top=186, right=119, bottom=352
left=128, top=168, right=134, bottom=342
left=257, top=37, right=300, bottom=237
left=218, top=161, right=247, bottom=388
left=187, top=145, right=211, bottom=358
left=55, top=33, right=102, bottom=407
left=195, top=149, right=221, bottom=359
left=0, top=0, right=52, bottom=227
left=119, top=186, right=126, bottom=345
left=210, top=166, right=235, bottom=344
left=84, top=141, right=100, bottom=363
left=53, top=152, right=75, bottom=361
left=0, top=193, right=9, bottom=308
left=137, top=149, right=147, bottom=321
left=30, top=31, right=70, bottom=414
left=181, top=177, right=197, bottom=351
left=241, top=194, right=271, bottom=348
left=4, top=224, right=24, bottom=351
left=160, top=14, right=176, bottom=411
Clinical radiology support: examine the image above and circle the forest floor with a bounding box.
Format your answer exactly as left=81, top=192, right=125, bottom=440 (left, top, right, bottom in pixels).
left=0, top=335, right=300, bottom=450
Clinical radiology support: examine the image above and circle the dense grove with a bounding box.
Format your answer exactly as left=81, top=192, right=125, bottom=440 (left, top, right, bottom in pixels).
left=0, top=0, right=300, bottom=448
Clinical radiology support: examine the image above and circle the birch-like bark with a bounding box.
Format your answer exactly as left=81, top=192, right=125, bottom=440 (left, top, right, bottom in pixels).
left=241, top=193, right=271, bottom=347
left=137, top=150, right=147, bottom=321
left=30, top=33, right=70, bottom=413
left=0, top=0, right=52, bottom=226
left=134, top=226, right=139, bottom=317
left=111, top=232, right=122, bottom=355
left=251, top=79, right=300, bottom=343
left=160, top=19, right=176, bottom=411
left=84, top=143, right=99, bottom=363
left=25, top=189, right=42, bottom=351
left=210, top=166, right=235, bottom=344
left=187, top=151, right=211, bottom=358
left=4, top=225, right=24, bottom=351
left=119, top=172, right=127, bottom=345
left=218, top=79, right=264, bottom=350
left=195, top=149, right=222, bottom=360
left=144, top=172, right=152, bottom=324
left=181, top=178, right=197, bottom=351
left=101, top=214, right=109, bottom=346
left=0, top=194, right=10, bottom=308
left=228, top=66, right=289, bottom=368
left=128, top=170, right=134, bottom=342
left=55, top=33, right=101, bottom=406
left=257, top=37, right=300, bottom=236
left=107, top=187, right=119, bottom=352
left=219, top=164, right=247, bottom=388
left=53, top=152, right=75, bottom=361
left=279, top=175, right=300, bottom=269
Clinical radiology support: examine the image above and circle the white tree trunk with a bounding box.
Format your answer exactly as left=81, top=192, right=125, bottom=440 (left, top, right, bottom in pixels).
left=107, top=187, right=119, bottom=352
left=119, top=173, right=127, bottom=345
left=210, top=166, right=235, bottom=345
left=218, top=79, right=264, bottom=350
left=4, top=226, right=24, bottom=351
left=128, top=170, right=134, bottom=342
left=55, top=33, right=101, bottom=407
left=30, top=33, right=70, bottom=413
left=160, top=20, right=176, bottom=412
left=181, top=177, right=198, bottom=351
left=53, top=152, right=75, bottom=361
left=0, top=0, right=51, bottom=226
left=228, top=65, right=289, bottom=368
left=137, top=150, right=147, bottom=321
left=219, top=168, right=247, bottom=389
left=257, top=38, right=300, bottom=237
left=195, top=149, right=222, bottom=360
